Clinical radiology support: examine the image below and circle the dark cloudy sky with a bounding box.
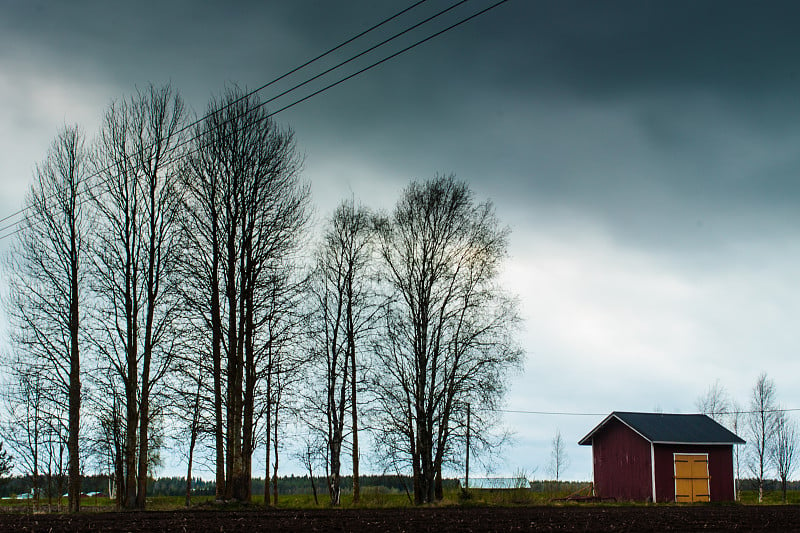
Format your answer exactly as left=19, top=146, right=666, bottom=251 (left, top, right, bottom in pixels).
left=2, top=0, right=800, bottom=481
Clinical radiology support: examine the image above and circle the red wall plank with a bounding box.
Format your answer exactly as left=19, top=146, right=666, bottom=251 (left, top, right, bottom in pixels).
left=592, top=418, right=653, bottom=501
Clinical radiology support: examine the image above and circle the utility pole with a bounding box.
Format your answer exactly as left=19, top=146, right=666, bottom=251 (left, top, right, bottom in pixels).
left=465, top=403, right=470, bottom=492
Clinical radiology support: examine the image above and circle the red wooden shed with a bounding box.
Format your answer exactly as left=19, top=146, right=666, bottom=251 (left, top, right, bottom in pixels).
left=578, top=411, right=745, bottom=502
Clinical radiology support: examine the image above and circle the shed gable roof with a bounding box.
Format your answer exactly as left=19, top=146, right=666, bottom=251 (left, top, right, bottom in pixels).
left=578, top=411, right=745, bottom=446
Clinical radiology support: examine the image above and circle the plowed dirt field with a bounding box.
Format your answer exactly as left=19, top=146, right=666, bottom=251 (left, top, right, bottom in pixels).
left=2, top=505, right=800, bottom=532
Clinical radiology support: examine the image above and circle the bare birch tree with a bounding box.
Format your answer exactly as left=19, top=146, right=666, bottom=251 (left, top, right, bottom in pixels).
left=373, top=174, right=523, bottom=504
left=91, top=385, right=125, bottom=505
left=2, top=125, right=89, bottom=512
left=747, top=372, right=777, bottom=503
left=729, top=400, right=744, bottom=500
left=308, top=199, right=374, bottom=505
left=90, top=83, right=187, bottom=509
left=294, top=433, right=323, bottom=505
left=184, top=86, right=309, bottom=502
left=771, top=409, right=797, bottom=503
left=0, top=358, right=44, bottom=505
left=180, top=99, right=227, bottom=501
left=695, top=379, right=730, bottom=424
left=258, top=266, right=309, bottom=506
left=161, top=346, right=208, bottom=508
left=548, top=429, right=569, bottom=482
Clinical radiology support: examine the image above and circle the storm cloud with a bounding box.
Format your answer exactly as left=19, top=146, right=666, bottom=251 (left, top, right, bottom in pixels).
left=2, top=0, right=799, bottom=480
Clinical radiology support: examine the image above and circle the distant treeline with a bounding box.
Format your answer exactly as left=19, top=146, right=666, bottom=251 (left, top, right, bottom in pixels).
left=528, top=480, right=591, bottom=493
left=0, top=475, right=460, bottom=498
left=736, top=478, right=800, bottom=492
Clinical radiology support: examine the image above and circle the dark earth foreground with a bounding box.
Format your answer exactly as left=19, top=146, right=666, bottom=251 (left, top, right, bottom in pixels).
left=2, top=505, right=800, bottom=532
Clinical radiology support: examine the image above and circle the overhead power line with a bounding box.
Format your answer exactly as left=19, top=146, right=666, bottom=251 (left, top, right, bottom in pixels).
left=260, top=1, right=509, bottom=122
left=1, top=0, right=510, bottom=240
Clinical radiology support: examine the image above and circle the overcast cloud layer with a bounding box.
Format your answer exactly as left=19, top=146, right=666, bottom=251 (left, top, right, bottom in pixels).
left=2, top=0, right=800, bottom=481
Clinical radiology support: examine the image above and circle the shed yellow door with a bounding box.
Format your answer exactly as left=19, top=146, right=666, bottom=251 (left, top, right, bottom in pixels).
left=674, top=454, right=710, bottom=502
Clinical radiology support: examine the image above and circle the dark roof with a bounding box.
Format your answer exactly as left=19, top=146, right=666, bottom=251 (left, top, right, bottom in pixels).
left=578, top=411, right=745, bottom=446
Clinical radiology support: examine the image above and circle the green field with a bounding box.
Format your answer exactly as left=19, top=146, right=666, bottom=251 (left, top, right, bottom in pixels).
left=1, top=487, right=799, bottom=512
